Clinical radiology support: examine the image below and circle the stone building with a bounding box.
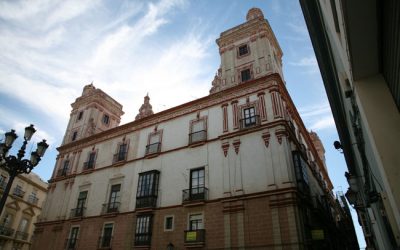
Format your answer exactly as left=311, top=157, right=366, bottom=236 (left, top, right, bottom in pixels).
left=0, top=171, right=47, bottom=250
left=300, top=0, right=400, bottom=249
left=32, top=8, right=357, bottom=250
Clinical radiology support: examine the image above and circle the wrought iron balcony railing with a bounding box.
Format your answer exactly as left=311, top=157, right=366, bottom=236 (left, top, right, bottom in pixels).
left=189, top=130, right=207, bottom=144
left=239, top=115, right=260, bottom=130
left=70, top=207, right=86, bottom=218
left=113, top=152, right=127, bottom=163
left=27, top=195, right=39, bottom=205
left=15, top=231, right=29, bottom=241
left=98, top=236, right=113, bottom=249
left=135, top=233, right=152, bottom=246
left=83, top=160, right=95, bottom=170
left=13, top=188, right=25, bottom=198
left=145, top=142, right=161, bottom=155
left=184, top=229, right=205, bottom=244
left=136, top=195, right=157, bottom=209
left=101, top=202, right=120, bottom=214
left=57, top=168, right=70, bottom=177
left=0, top=225, right=14, bottom=237
left=0, top=180, right=7, bottom=190
left=182, top=187, right=208, bottom=203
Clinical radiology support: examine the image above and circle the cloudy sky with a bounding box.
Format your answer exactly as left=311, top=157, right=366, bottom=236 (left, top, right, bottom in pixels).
left=0, top=0, right=364, bottom=247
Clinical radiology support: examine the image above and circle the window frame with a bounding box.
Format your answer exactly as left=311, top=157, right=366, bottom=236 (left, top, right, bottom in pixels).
left=102, top=114, right=110, bottom=125
left=71, top=131, right=78, bottom=141
left=164, top=215, right=174, bottom=232
left=188, top=213, right=204, bottom=231
left=135, top=214, right=153, bottom=246
left=189, top=117, right=207, bottom=145
left=237, top=44, right=250, bottom=57
left=100, top=223, right=114, bottom=248
left=146, top=130, right=163, bottom=155
left=67, top=226, right=80, bottom=249
left=77, top=111, right=83, bottom=121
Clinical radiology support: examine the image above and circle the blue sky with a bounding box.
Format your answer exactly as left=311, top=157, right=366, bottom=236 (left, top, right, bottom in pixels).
left=0, top=0, right=365, bottom=247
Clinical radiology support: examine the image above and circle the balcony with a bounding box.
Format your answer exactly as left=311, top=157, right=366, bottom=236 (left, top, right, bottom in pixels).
left=145, top=142, right=161, bottom=156
left=189, top=130, right=207, bottom=145
left=239, top=115, right=260, bottom=130
left=83, top=160, right=95, bottom=171
left=0, top=225, right=14, bottom=237
left=182, top=187, right=208, bottom=203
left=70, top=207, right=86, bottom=218
left=98, top=236, right=112, bottom=249
left=136, top=196, right=157, bottom=209
left=134, top=233, right=152, bottom=246
left=65, top=238, right=78, bottom=250
left=184, top=229, right=205, bottom=245
left=101, top=202, right=120, bottom=214
left=15, top=231, right=29, bottom=241
left=57, top=168, right=70, bottom=177
left=13, top=188, right=25, bottom=198
left=112, top=152, right=127, bottom=164
left=287, top=120, right=296, bottom=134
left=27, top=195, right=39, bottom=205
left=0, top=180, right=7, bottom=190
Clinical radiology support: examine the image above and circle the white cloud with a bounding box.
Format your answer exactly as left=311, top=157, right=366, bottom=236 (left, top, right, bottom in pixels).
left=310, top=116, right=335, bottom=130
left=289, top=55, right=319, bottom=74
left=298, top=103, right=336, bottom=131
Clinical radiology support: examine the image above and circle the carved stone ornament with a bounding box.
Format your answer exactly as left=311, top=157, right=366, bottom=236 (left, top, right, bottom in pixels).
left=222, top=142, right=230, bottom=157
left=135, top=94, right=154, bottom=120
left=275, top=129, right=288, bottom=145
left=232, top=139, right=241, bottom=154
left=261, top=131, right=271, bottom=148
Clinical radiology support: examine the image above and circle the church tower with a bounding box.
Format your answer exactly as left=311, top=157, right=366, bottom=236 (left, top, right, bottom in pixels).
left=210, top=8, right=284, bottom=93
left=61, top=83, right=124, bottom=145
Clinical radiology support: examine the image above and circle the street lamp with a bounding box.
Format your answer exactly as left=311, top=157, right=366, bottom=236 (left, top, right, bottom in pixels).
left=0, top=124, right=49, bottom=214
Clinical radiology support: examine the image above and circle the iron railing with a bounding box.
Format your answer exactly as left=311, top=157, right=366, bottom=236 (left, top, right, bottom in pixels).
left=101, top=202, right=120, bottom=214
left=239, top=115, right=260, bottom=129
left=0, top=225, right=14, bottom=237
left=0, top=180, right=7, bottom=190
left=145, top=143, right=161, bottom=155
left=135, top=233, right=152, bottom=246
left=57, top=168, right=70, bottom=177
left=15, top=231, right=29, bottom=241
left=83, top=160, right=95, bottom=170
left=184, top=229, right=205, bottom=244
left=65, top=238, right=78, bottom=250
left=98, top=236, right=112, bottom=249
left=27, top=195, right=39, bottom=205
left=70, top=207, right=86, bottom=218
left=13, top=188, right=25, bottom=198
left=182, top=187, right=208, bottom=203
left=189, top=130, right=207, bottom=144
left=136, top=196, right=157, bottom=209
left=113, top=152, right=127, bottom=163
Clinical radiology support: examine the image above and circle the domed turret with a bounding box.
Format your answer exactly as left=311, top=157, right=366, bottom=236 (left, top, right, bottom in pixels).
left=246, top=7, right=264, bottom=21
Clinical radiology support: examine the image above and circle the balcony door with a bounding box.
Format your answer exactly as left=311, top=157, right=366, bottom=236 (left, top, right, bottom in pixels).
left=108, top=184, right=121, bottom=212
left=243, top=107, right=256, bottom=127
left=190, top=168, right=205, bottom=199
left=76, top=191, right=87, bottom=216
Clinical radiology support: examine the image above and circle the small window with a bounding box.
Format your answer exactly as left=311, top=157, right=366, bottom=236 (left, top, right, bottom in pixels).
left=189, top=214, right=203, bottom=230
left=77, top=111, right=83, bottom=121
left=146, top=132, right=161, bottom=155
left=103, top=114, right=110, bottom=125
left=164, top=216, right=174, bottom=231
left=114, top=143, right=127, bottom=163
left=241, top=69, right=251, bottom=82
left=238, top=44, right=249, bottom=57
left=189, top=119, right=207, bottom=144
left=84, top=151, right=96, bottom=170
left=72, top=131, right=78, bottom=141
left=59, top=160, right=70, bottom=176
left=67, top=227, right=79, bottom=249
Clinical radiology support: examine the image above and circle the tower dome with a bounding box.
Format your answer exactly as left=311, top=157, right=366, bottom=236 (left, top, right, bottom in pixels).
left=246, top=7, right=264, bottom=21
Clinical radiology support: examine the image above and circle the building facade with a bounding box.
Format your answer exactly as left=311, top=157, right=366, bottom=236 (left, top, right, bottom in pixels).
left=300, top=0, right=400, bottom=249
left=0, top=171, right=47, bottom=250
left=32, top=8, right=357, bottom=250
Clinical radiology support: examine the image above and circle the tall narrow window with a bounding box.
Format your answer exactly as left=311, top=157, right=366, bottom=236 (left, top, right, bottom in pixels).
left=102, top=114, right=110, bottom=125
left=16, top=218, right=29, bottom=240
left=136, top=171, right=160, bottom=208
left=77, top=111, right=83, bottom=121
left=67, top=227, right=79, bottom=250
left=135, top=215, right=153, bottom=246
left=114, top=143, right=127, bottom=163
left=183, top=168, right=206, bottom=202
left=72, top=131, right=78, bottom=141
left=0, top=175, right=7, bottom=190
left=59, top=160, right=70, bottom=177
left=189, top=119, right=207, bottom=144
left=100, top=223, right=113, bottom=248
left=13, top=185, right=25, bottom=198
left=185, top=214, right=205, bottom=243
left=106, top=184, right=121, bottom=213
left=292, top=151, right=309, bottom=193
left=146, top=132, right=161, bottom=155
left=240, top=69, right=251, bottom=82
left=189, top=214, right=203, bottom=230
left=84, top=151, right=96, bottom=170
left=73, top=191, right=88, bottom=217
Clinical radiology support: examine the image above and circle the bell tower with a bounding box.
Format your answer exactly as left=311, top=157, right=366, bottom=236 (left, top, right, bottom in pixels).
left=210, top=8, right=284, bottom=93
left=62, top=83, right=124, bottom=145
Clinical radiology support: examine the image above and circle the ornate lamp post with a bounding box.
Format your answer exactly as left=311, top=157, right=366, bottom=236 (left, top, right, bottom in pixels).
left=0, top=124, right=49, bottom=214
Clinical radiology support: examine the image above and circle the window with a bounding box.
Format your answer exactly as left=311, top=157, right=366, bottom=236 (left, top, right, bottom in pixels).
left=1, top=213, right=13, bottom=227
left=113, top=143, right=127, bottom=163
left=28, top=192, right=38, bottom=205
left=164, top=216, right=174, bottom=231
left=240, top=68, right=251, bottom=82
left=77, top=111, right=83, bottom=121
left=102, top=114, right=110, bottom=125
left=183, top=168, right=207, bottom=202
left=13, top=185, right=24, bottom=198
left=136, top=171, right=160, bottom=208
left=72, top=131, right=78, bottom=141
left=292, top=151, right=309, bottom=193
left=100, top=223, right=113, bottom=248
left=15, top=218, right=29, bottom=240
left=189, top=119, right=207, bottom=144
left=330, top=0, right=340, bottom=33
left=67, top=227, right=79, bottom=250
left=146, top=132, right=161, bottom=155
left=189, top=214, right=203, bottom=230
left=135, top=215, right=153, bottom=246
left=238, top=44, right=249, bottom=57
left=0, top=175, right=7, bottom=189
left=105, top=184, right=121, bottom=213
left=242, top=107, right=257, bottom=128
left=84, top=151, right=96, bottom=170
left=59, top=160, right=70, bottom=176
left=73, top=191, right=88, bottom=217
